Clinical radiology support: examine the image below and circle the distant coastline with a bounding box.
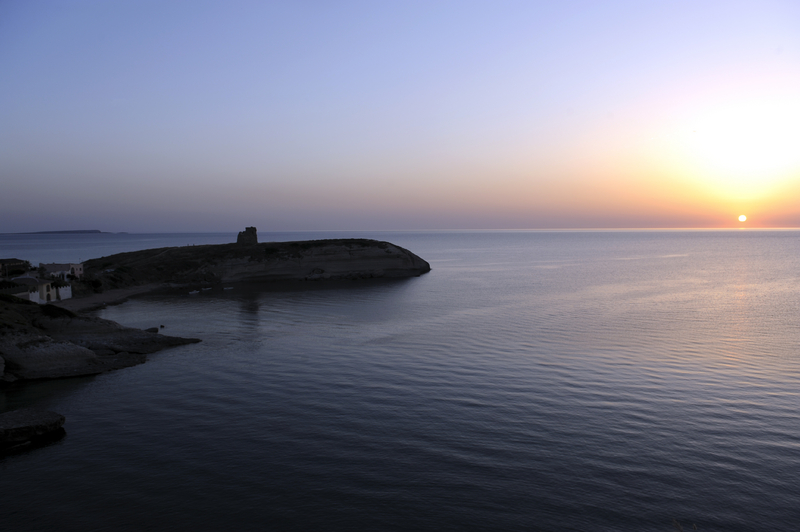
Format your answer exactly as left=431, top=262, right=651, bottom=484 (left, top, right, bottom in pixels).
left=14, top=230, right=105, bottom=234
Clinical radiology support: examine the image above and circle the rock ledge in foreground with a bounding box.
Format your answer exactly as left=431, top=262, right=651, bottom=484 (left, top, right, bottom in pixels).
left=0, top=408, right=66, bottom=453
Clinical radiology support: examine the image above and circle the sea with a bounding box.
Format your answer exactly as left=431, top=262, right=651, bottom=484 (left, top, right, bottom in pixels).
left=1, top=230, right=800, bottom=531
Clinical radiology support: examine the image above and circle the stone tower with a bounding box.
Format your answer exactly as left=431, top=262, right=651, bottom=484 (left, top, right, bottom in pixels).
left=237, top=227, right=258, bottom=245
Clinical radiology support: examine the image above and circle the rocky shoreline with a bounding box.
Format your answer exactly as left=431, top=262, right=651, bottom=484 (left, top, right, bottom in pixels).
left=3, top=233, right=430, bottom=384
left=0, top=293, right=201, bottom=452
left=1, top=232, right=431, bottom=452
left=0, top=294, right=200, bottom=383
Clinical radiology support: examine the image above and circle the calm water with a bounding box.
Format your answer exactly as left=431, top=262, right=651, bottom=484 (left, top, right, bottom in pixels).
left=2, top=231, right=800, bottom=531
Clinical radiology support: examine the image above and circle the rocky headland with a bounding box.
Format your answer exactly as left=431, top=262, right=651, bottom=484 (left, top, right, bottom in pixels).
left=72, top=231, right=431, bottom=296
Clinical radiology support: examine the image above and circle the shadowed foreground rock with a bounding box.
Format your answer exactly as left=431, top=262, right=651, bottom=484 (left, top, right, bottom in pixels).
left=0, top=295, right=200, bottom=382
left=0, top=408, right=66, bottom=453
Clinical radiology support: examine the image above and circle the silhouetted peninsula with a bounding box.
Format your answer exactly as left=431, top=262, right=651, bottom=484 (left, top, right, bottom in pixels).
left=76, top=228, right=431, bottom=294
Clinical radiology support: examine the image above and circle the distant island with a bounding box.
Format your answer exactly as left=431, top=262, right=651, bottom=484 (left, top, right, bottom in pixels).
left=17, top=230, right=104, bottom=234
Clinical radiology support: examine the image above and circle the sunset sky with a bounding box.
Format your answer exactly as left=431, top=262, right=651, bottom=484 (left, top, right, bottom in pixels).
left=2, top=1, right=799, bottom=232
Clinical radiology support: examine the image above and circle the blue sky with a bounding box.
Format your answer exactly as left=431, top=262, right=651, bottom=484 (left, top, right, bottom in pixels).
left=2, top=1, right=799, bottom=232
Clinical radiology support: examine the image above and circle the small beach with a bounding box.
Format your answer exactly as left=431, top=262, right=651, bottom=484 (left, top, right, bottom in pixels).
left=51, top=283, right=164, bottom=313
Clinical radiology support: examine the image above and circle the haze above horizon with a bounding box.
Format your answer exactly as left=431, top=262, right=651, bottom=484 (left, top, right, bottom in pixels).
left=2, top=1, right=799, bottom=233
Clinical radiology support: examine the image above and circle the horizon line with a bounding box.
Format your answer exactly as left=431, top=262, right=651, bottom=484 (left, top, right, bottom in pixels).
left=4, top=227, right=800, bottom=235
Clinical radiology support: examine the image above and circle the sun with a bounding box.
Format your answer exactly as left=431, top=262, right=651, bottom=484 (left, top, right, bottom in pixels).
left=739, top=215, right=747, bottom=222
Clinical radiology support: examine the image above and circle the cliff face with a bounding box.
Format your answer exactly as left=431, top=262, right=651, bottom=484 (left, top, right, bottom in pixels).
left=79, top=239, right=431, bottom=292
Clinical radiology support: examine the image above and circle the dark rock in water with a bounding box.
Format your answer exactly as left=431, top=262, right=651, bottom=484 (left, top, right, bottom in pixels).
left=145, top=327, right=159, bottom=333
left=0, top=408, right=66, bottom=453
left=237, top=226, right=258, bottom=245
